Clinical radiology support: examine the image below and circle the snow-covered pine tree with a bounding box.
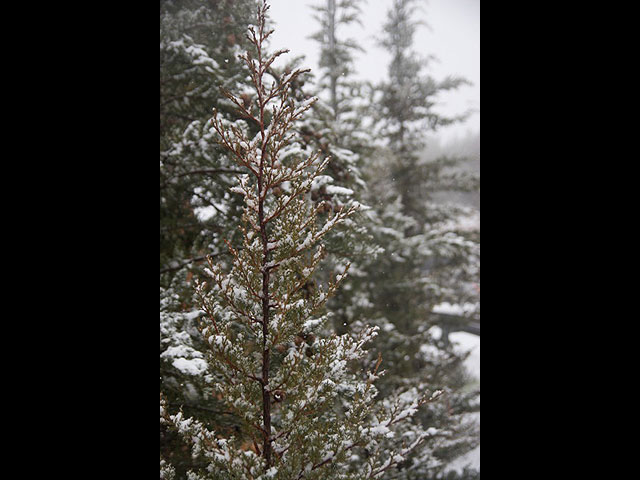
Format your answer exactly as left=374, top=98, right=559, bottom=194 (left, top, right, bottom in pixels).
left=301, top=0, right=383, bottom=338
left=377, top=0, right=474, bottom=228
left=305, top=0, right=374, bottom=186
left=309, top=0, right=366, bottom=121
left=160, top=0, right=263, bottom=473
left=161, top=0, right=261, bottom=277
left=160, top=3, right=444, bottom=478
left=373, top=0, right=479, bottom=364
left=350, top=0, right=481, bottom=477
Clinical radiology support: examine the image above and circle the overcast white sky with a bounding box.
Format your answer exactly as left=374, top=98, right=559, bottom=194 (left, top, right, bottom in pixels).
left=268, top=0, right=479, bottom=143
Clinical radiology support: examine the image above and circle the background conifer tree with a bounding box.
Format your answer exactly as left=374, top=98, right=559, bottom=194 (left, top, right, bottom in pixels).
left=160, top=0, right=263, bottom=473
left=345, top=1, right=481, bottom=477
left=303, top=0, right=383, bottom=338
left=161, top=0, right=261, bottom=276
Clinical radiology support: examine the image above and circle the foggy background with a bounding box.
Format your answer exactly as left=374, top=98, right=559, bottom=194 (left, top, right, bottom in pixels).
left=269, top=0, right=480, bottom=144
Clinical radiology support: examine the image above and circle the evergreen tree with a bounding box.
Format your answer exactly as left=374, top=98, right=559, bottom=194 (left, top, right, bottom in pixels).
left=349, top=1, right=481, bottom=477
left=160, top=3, right=444, bottom=478
left=160, top=0, right=262, bottom=473
left=309, top=0, right=366, bottom=120
left=161, top=0, right=260, bottom=277
left=300, top=3, right=480, bottom=477
left=304, top=0, right=383, bottom=337
left=377, top=0, right=473, bottom=227
left=306, top=0, right=373, bottom=182
left=160, top=1, right=480, bottom=477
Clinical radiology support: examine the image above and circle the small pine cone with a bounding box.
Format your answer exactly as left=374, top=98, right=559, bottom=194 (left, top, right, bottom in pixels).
left=272, top=390, right=287, bottom=403
left=275, top=343, right=287, bottom=354
left=241, top=93, right=252, bottom=110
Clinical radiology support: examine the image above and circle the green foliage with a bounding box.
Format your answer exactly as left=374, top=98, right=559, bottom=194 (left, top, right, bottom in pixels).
left=161, top=3, right=445, bottom=478
left=160, top=0, right=262, bottom=278
left=336, top=1, right=481, bottom=477
left=160, top=0, right=480, bottom=477
left=160, top=0, right=262, bottom=474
